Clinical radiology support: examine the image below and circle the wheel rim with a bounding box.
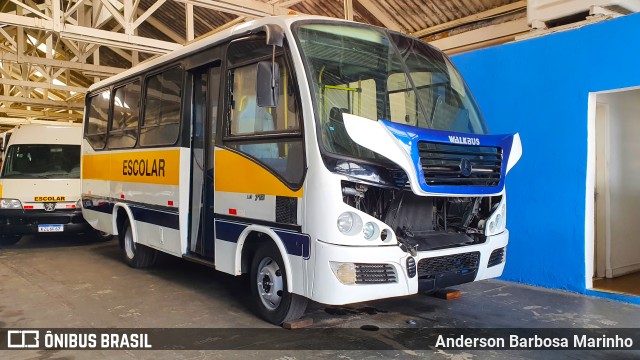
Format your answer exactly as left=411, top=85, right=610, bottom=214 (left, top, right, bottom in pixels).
left=124, top=226, right=135, bottom=259
left=256, top=256, right=284, bottom=311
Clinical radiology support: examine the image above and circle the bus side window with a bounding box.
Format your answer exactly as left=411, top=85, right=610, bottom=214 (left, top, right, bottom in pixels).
left=225, top=42, right=304, bottom=187
left=85, top=90, right=110, bottom=150
left=108, top=81, right=140, bottom=149
left=140, top=66, right=183, bottom=147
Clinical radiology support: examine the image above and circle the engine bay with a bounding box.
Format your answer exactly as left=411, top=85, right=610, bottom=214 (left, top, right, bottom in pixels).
left=341, top=180, right=502, bottom=254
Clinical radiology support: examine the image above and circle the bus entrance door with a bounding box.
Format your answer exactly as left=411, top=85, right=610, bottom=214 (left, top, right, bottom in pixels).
left=189, top=64, right=220, bottom=259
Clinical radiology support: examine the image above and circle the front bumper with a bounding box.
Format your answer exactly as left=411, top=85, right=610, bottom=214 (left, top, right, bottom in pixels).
left=310, top=230, right=509, bottom=305
left=0, top=209, right=91, bottom=235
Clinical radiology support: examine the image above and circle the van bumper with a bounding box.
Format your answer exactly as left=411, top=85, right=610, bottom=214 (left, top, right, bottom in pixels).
left=0, top=209, right=91, bottom=235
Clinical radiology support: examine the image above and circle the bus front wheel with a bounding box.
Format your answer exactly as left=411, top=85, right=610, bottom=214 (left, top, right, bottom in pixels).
left=250, top=243, right=307, bottom=325
left=122, top=221, right=156, bottom=268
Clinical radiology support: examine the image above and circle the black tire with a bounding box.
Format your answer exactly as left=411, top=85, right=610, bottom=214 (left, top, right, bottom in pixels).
left=250, top=242, right=307, bottom=325
left=122, top=220, right=156, bottom=268
left=93, top=230, right=114, bottom=242
left=0, top=235, right=21, bottom=246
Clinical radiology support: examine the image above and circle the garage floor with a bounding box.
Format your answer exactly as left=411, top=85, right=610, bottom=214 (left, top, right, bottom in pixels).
left=1, top=235, right=639, bottom=359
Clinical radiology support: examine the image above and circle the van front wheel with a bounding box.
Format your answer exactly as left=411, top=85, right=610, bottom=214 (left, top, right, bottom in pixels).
left=250, top=243, right=307, bottom=325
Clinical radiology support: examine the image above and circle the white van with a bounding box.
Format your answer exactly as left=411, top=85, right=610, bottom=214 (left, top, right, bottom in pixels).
left=0, top=124, right=101, bottom=245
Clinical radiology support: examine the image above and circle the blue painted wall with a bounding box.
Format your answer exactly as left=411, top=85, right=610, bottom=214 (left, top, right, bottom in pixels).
left=451, top=13, right=640, bottom=302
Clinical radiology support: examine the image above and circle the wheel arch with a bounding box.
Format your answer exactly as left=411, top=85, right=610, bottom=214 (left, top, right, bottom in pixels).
left=112, top=203, right=138, bottom=248
left=236, top=226, right=293, bottom=291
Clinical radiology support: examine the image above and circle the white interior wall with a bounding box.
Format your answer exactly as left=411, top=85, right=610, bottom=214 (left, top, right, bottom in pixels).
left=597, top=89, right=640, bottom=277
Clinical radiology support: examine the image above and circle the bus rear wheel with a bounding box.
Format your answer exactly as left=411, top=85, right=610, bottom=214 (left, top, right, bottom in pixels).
left=250, top=243, right=307, bottom=325
left=0, top=235, right=21, bottom=246
left=122, top=221, right=156, bottom=268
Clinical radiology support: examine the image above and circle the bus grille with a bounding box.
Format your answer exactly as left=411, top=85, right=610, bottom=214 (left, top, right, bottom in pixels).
left=417, top=252, right=480, bottom=278
left=355, top=263, right=397, bottom=284
left=418, top=141, right=502, bottom=186
left=488, top=247, right=505, bottom=268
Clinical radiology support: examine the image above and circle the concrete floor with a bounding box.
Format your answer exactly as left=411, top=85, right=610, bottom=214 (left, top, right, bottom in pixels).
left=1, top=234, right=640, bottom=359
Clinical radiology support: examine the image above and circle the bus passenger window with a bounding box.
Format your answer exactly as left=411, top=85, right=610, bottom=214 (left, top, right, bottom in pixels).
left=108, top=81, right=140, bottom=149
left=140, top=67, right=183, bottom=147
left=85, top=90, right=110, bottom=150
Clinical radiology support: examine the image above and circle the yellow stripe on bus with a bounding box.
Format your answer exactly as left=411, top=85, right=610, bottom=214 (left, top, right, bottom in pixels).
left=82, top=149, right=180, bottom=186
left=215, top=149, right=303, bottom=198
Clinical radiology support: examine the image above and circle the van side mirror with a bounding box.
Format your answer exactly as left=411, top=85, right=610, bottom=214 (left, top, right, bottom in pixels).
left=256, top=61, right=280, bottom=108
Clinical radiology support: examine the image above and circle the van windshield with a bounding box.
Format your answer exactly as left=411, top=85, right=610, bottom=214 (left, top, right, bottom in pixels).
left=1, top=145, right=81, bottom=179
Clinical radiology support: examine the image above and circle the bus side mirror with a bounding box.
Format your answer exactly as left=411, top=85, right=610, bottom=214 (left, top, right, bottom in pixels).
left=256, top=61, right=280, bottom=108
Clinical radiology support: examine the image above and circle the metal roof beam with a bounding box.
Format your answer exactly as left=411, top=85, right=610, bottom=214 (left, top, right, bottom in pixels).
left=0, top=77, right=87, bottom=93
left=0, top=108, right=83, bottom=120
left=174, top=0, right=292, bottom=18
left=413, top=0, right=527, bottom=38
left=0, top=95, right=83, bottom=109
left=0, top=12, right=180, bottom=54
left=59, top=24, right=181, bottom=53
left=354, top=0, right=403, bottom=32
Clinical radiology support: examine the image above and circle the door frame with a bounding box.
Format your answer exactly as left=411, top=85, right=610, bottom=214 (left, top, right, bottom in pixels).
left=593, top=101, right=611, bottom=279
left=586, top=86, right=640, bottom=290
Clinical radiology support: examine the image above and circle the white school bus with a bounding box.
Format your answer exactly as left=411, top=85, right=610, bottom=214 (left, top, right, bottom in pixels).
left=81, top=15, right=522, bottom=324
left=0, top=124, right=96, bottom=245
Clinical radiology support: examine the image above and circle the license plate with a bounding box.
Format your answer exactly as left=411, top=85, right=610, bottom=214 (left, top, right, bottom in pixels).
left=38, top=224, right=64, bottom=232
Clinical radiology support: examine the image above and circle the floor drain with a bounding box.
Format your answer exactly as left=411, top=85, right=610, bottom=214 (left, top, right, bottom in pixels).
left=360, top=325, right=379, bottom=331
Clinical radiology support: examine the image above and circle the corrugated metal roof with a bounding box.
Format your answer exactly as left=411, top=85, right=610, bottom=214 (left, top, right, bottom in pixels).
left=137, top=0, right=522, bottom=43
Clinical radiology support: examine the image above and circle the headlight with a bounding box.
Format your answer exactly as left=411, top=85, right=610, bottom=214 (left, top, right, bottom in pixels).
left=485, top=195, right=506, bottom=236
left=363, top=222, right=379, bottom=240
left=76, top=199, right=82, bottom=209
left=0, top=199, right=23, bottom=209
left=337, top=211, right=362, bottom=236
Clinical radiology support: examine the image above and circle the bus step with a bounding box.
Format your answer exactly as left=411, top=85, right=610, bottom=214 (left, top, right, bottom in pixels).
left=182, top=254, right=216, bottom=268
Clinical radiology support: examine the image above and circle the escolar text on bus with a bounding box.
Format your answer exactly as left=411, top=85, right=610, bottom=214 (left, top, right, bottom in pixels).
left=122, top=159, right=166, bottom=177
left=34, top=196, right=66, bottom=201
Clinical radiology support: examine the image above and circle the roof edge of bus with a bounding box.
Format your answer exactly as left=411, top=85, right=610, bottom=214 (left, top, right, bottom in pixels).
left=87, top=15, right=336, bottom=93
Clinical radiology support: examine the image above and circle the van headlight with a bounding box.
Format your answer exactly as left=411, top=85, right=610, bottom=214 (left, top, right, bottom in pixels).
left=337, top=211, right=362, bottom=236
left=0, top=199, right=23, bottom=209
left=485, top=195, right=506, bottom=236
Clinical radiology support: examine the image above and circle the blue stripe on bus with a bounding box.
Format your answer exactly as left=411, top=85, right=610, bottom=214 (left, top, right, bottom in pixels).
left=214, top=218, right=310, bottom=259
left=129, top=206, right=180, bottom=230
left=82, top=197, right=180, bottom=230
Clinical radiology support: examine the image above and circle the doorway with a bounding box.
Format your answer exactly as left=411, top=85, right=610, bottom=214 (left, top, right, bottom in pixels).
left=591, top=88, right=640, bottom=296
left=188, top=64, right=220, bottom=259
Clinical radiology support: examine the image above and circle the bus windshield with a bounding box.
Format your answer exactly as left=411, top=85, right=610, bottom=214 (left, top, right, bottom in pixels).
left=1, top=144, right=81, bottom=179
left=294, top=22, right=489, bottom=160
